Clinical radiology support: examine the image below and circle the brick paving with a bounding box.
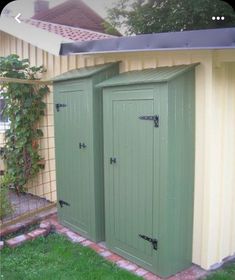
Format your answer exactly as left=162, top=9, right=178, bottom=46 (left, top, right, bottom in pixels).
left=27, top=228, right=49, bottom=240
left=0, top=207, right=56, bottom=238
left=134, top=268, right=149, bottom=277
left=5, top=234, right=31, bottom=248
left=0, top=211, right=208, bottom=280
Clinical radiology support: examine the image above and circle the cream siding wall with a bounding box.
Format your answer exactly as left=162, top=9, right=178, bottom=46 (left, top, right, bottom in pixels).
left=201, top=61, right=235, bottom=268
left=0, top=133, right=4, bottom=171
left=0, top=31, right=234, bottom=270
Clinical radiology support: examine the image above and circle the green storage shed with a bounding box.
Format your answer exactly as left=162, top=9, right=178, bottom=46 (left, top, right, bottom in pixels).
left=53, top=63, right=119, bottom=242
left=98, top=64, right=197, bottom=277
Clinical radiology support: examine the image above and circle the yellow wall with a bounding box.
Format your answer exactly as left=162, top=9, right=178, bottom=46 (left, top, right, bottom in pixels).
left=0, top=31, right=235, bottom=270
left=0, top=133, right=4, bottom=171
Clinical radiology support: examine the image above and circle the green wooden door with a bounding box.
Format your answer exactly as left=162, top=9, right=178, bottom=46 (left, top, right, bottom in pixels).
left=103, top=87, right=160, bottom=272
left=54, top=82, right=91, bottom=237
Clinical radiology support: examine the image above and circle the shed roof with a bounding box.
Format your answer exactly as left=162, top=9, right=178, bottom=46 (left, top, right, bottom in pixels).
left=53, top=62, right=120, bottom=82
left=97, top=64, right=198, bottom=88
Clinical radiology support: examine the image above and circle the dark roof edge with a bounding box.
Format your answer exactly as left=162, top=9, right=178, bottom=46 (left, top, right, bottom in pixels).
left=60, top=27, right=235, bottom=55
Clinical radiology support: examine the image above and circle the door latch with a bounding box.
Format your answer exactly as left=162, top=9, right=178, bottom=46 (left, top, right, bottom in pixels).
left=79, top=142, right=87, bottom=149
left=139, top=234, right=158, bottom=250
left=139, top=115, right=159, bottom=127
left=59, top=200, right=70, bottom=208
left=110, top=157, right=117, bottom=164
left=56, top=103, right=67, bottom=112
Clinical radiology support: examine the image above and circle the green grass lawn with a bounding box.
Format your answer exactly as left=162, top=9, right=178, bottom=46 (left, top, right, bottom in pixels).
left=203, top=261, right=235, bottom=280
left=1, top=234, right=142, bottom=280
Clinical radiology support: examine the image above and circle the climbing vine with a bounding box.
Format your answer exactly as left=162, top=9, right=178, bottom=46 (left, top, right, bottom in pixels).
left=0, top=55, right=49, bottom=192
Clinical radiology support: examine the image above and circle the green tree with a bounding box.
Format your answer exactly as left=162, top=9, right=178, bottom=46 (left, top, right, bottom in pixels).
left=106, top=0, right=235, bottom=35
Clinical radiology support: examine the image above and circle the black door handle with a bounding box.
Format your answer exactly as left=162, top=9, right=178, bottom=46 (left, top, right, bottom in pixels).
left=110, top=157, right=117, bottom=164
left=79, top=142, right=87, bottom=149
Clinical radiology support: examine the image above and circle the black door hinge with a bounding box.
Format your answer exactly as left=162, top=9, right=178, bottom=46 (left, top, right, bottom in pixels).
left=139, top=115, right=159, bottom=127
left=59, top=200, right=70, bottom=208
left=56, top=103, right=67, bottom=112
left=139, top=234, right=158, bottom=250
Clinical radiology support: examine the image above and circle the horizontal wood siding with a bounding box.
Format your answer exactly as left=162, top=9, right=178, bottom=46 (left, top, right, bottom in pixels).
left=0, top=30, right=234, bottom=269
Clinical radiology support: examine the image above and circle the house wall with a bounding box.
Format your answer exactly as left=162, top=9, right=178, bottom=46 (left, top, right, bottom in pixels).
left=0, top=133, right=4, bottom=171
left=195, top=61, right=235, bottom=269
left=0, top=31, right=234, bottom=270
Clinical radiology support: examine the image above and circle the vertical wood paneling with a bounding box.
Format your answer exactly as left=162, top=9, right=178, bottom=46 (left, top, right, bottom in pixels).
left=171, top=51, right=192, bottom=65
left=36, top=47, right=43, bottom=66
left=6, top=34, right=11, bottom=56
left=43, top=51, right=49, bottom=78
left=157, top=53, right=172, bottom=67
left=219, top=63, right=235, bottom=259
left=86, top=56, right=96, bottom=67
left=0, top=32, right=2, bottom=52
left=47, top=53, right=54, bottom=77
left=192, top=63, right=206, bottom=265
left=200, top=57, right=215, bottom=269
left=54, top=85, right=90, bottom=234
left=112, top=97, right=154, bottom=252
left=68, top=55, right=76, bottom=70
left=60, top=56, right=68, bottom=74
left=16, top=39, right=23, bottom=58
left=10, top=36, right=16, bottom=54
left=94, top=56, right=105, bottom=65
left=0, top=32, right=4, bottom=54
left=128, top=55, right=143, bottom=70
left=23, top=41, right=29, bottom=59
left=29, top=45, right=36, bottom=66
left=0, top=33, right=3, bottom=53
left=142, top=55, right=158, bottom=69
left=231, top=64, right=235, bottom=255
left=103, top=71, right=195, bottom=277
left=120, top=55, right=132, bottom=72
left=103, top=88, right=155, bottom=273
left=77, top=56, right=85, bottom=68
left=54, top=55, right=61, bottom=76
left=192, top=60, right=235, bottom=269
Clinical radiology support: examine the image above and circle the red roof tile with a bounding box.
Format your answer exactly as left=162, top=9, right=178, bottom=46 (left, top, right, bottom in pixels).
left=23, top=18, right=115, bottom=41
left=32, top=0, right=120, bottom=36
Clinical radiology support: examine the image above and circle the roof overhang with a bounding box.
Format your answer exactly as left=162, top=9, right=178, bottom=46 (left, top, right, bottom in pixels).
left=60, top=27, right=235, bottom=55
left=1, top=18, right=234, bottom=56
left=0, top=17, right=73, bottom=56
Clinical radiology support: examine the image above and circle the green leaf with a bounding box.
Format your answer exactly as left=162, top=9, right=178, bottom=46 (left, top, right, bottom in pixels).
left=1, top=54, right=48, bottom=192
left=105, top=0, right=235, bottom=34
